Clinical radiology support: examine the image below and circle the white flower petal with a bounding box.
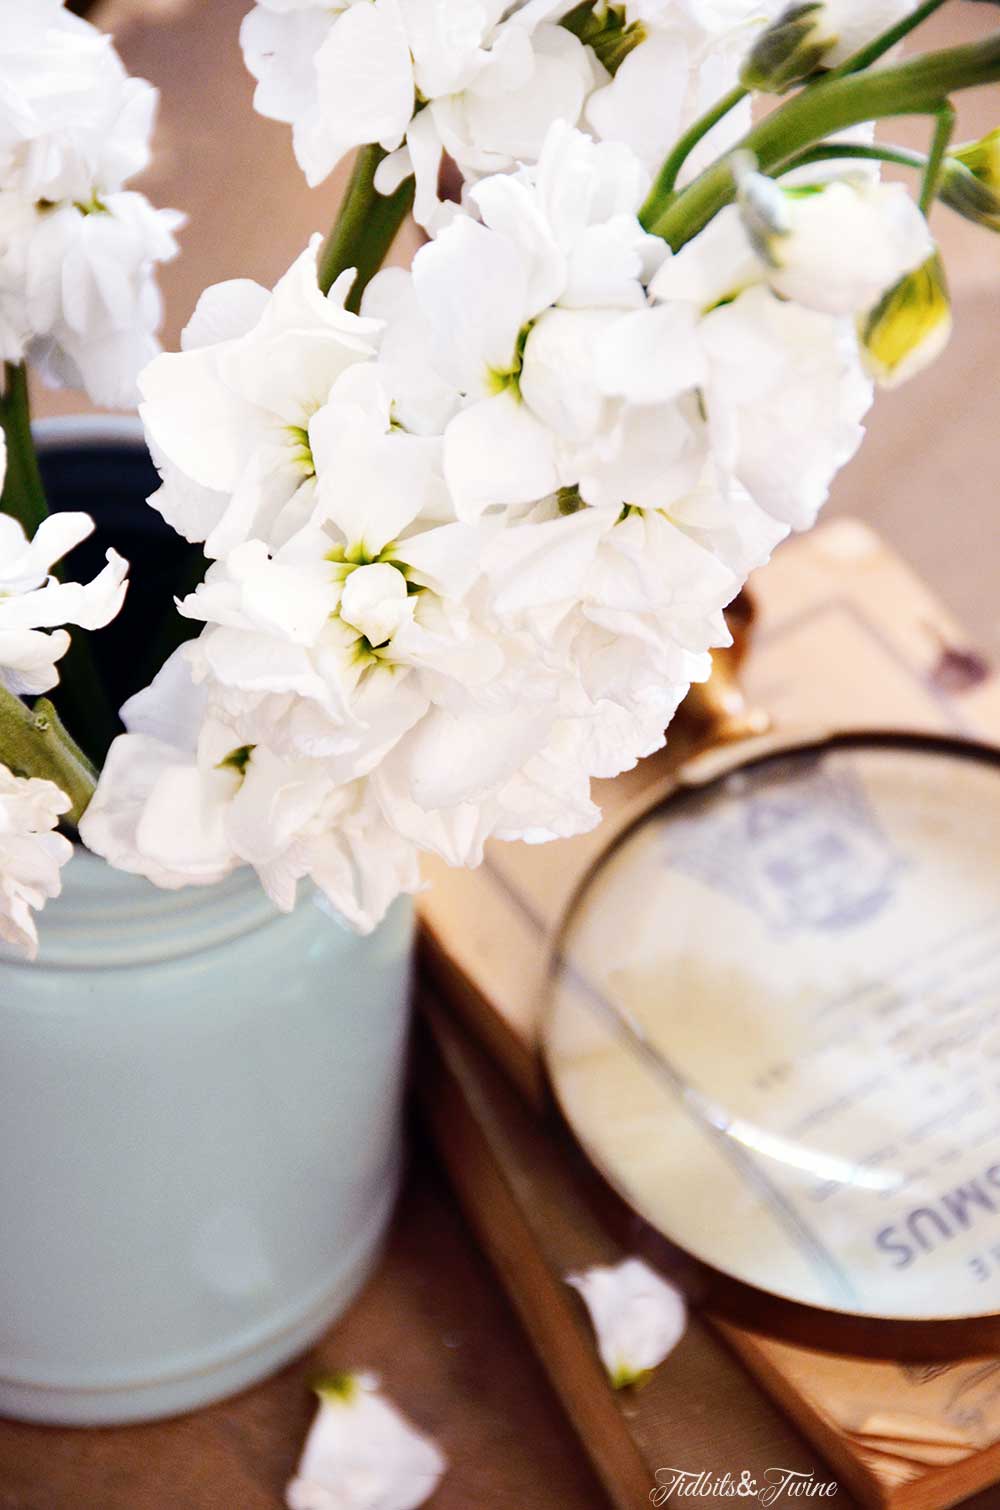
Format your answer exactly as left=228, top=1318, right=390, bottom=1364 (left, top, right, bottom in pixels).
left=567, top=1258, right=687, bottom=1388
left=286, top=1372, right=446, bottom=1510
left=700, top=285, right=872, bottom=528
left=519, top=307, right=619, bottom=445
left=443, top=391, right=558, bottom=517
left=182, top=278, right=271, bottom=352
left=412, top=215, right=530, bottom=394
left=310, top=399, right=439, bottom=555
left=79, top=731, right=239, bottom=890
left=595, top=303, right=707, bottom=405
left=0, top=764, right=72, bottom=962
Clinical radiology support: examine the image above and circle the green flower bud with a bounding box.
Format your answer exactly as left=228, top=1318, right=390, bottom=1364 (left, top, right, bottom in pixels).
left=952, top=126, right=1000, bottom=188
left=740, top=3, right=832, bottom=94
left=559, top=1, right=646, bottom=77
left=940, top=129, right=1000, bottom=232
left=858, top=254, right=952, bottom=389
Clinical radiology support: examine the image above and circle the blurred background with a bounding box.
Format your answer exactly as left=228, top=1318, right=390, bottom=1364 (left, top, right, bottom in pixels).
left=41, top=0, right=1000, bottom=660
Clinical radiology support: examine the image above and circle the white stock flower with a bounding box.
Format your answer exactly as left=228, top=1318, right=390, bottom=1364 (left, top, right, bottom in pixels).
left=0, top=763, right=73, bottom=962
left=734, top=168, right=934, bottom=316
left=108, top=111, right=884, bottom=935
left=0, top=0, right=182, bottom=404
left=694, top=285, right=872, bottom=528
left=241, top=0, right=595, bottom=232
left=140, top=239, right=380, bottom=558
left=26, top=192, right=184, bottom=408
left=240, top=0, right=414, bottom=191
left=96, top=244, right=577, bottom=924
left=177, top=513, right=493, bottom=773
left=409, top=122, right=674, bottom=516
left=567, top=1257, right=687, bottom=1388
left=0, top=0, right=156, bottom=203
left=79, top=650, right=425, bottom=932
left=643, top=204, right=875, bottom=529
left=0, top=512, right=129, bottom=695
left=286, top=1371, right=446, bottom=1510
left=583, top=1, right=779, bottom=178
left=484, top=492, right=736, bottom=738
left=387, top=18, right=598, bottom=236
left=652, top=171, right=933, bottom=319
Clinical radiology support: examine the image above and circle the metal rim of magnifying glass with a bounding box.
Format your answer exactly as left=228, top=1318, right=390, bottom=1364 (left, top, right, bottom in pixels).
left=540, top=727, right=1000, bottom=1362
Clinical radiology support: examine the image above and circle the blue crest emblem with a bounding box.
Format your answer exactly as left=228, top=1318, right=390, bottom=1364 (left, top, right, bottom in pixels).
left=661, top=753, right=904, bottom=934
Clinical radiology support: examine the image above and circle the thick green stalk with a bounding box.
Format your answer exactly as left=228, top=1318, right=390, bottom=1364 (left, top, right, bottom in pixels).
left=0, top=363, right=48, bottom=537
left=643, top=31, right=1000, bottom=247
left=645, top=84, right=749, bottom=208
left=0, top=685, right=97, bottom=829
left=317, top=144, right=416, bottom=310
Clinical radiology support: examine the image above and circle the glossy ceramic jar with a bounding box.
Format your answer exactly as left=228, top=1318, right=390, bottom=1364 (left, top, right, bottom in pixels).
left=0, top=852, right=414, bottom=1425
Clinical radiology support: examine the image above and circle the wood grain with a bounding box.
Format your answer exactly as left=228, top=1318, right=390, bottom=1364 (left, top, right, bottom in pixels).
left=0, top=1152, right=607, bottom=1510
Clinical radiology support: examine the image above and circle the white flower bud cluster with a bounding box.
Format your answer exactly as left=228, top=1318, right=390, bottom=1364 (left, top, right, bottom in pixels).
left=81, top=111, right=934, bottom=931
left=0, top=0, right=184, bottom=407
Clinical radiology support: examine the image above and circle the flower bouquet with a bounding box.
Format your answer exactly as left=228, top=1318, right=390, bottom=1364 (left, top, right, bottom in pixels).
left=1, top=0, right=999, bottom=1424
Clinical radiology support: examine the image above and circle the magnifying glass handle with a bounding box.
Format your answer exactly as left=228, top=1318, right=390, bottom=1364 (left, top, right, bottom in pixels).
left=680, top=590, right=773, bottom=748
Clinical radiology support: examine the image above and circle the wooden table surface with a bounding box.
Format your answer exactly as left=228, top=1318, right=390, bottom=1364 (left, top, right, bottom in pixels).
left=14, top=2, right=1000, bottom=1507
left=0, top=1131, right=608, bottom=1510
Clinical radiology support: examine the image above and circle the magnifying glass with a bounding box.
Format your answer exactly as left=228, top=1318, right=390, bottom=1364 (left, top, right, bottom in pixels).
left=542, top=670, right=1000, bottom=1358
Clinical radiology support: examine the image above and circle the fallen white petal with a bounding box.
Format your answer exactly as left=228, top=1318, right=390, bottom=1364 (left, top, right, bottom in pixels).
left=286, top=1371, right=446, bottom=1510
left=567, top=1257, right=687, bottom=1388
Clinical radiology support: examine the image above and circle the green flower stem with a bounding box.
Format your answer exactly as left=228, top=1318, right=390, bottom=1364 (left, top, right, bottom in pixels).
left=827, top=0, right=952, bottom=79
left=775, top=142, right=930, bottom=175
left=0, top=362, right=48, bottom=537
left=644, top=84, right=749, bottom=210
left=642, top=31, right=1000, bottom=247
left=0, top=684, right=97, bottom=829
left=317, top=144, right=416, bottom=310
left=920, top=100, right=957, bottom=212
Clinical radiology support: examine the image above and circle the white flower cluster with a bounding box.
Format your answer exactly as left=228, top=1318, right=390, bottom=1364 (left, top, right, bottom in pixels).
left=81, top=118, right=932, bottom=931
left=0, top=509, right=129, bottom=698
left=0, top=0, right=183, bottom=406
left=0, top=763, right=72, bottom=962
left=240, top=0, right=917, bottom=234
left=0, top=438, right=128, bottom=959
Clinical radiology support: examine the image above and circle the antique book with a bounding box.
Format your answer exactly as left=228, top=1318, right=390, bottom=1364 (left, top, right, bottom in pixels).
left=417, top=519, right=1000, bottom=1510
left=418, top=1002, right=1000, bottom=1510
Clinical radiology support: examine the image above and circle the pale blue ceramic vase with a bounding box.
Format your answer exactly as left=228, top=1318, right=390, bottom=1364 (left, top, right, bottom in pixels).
left=0, top=417, right=415, bottom=1425
left=0, top=853, right=414, bottom=1425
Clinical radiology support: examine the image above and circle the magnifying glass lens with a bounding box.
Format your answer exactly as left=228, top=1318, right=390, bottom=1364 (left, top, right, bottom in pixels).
left=544, top=740, right=1000, bottom=1322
